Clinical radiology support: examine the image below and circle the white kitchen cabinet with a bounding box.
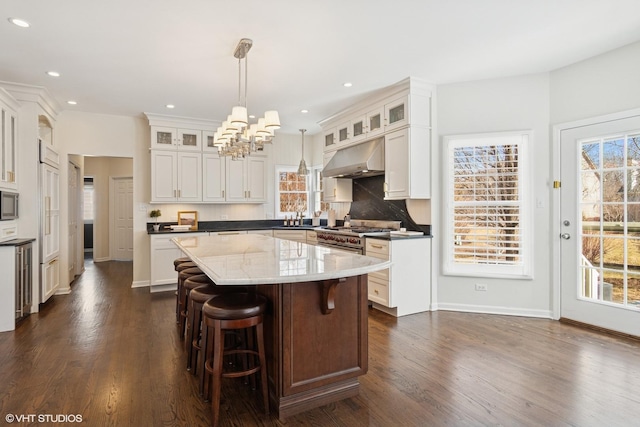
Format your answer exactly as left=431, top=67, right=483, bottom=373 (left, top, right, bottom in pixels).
left=149, top=232, right=202, bottom=293
left=210, top=230, right=247, bottom=236
left=202, top=130, right=218, bottom=152
left=273, top=229, right=307, bottom=243
left=0, top=221, right=18, bottom=241
left=247, top=229, right=273, bottom=236
left=225, top=155, right=266, bottom=203
left=365, top=104, right=385, bottom=139
left=151, top=151, right=202, bottom=202
left=0, top=89, right=18, bottom=189
left=306, top=230, right=318, bottom=244
left=151, top=126, right=202, bottom=151
left=384, top=127, right=430, bottom=200
left=202, top=153, right=226, bottom=202
left=383, top=95, right=408, bottom=132
left=323, top=127, right=337, bottom=151
left=336, top=120, right=351, bottom=146
left=322, top=151, right=352, bottom=202
left=365, top=237, right=431, bottom=316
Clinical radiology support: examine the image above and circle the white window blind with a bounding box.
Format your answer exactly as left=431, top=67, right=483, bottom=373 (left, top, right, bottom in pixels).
left=444, top=131, right=532, bottom=278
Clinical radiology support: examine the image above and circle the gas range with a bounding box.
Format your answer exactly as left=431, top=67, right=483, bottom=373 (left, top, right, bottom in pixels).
left=315, top=220, right=401, bottom=252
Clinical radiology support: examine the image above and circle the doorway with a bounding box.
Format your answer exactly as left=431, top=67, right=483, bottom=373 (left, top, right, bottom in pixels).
left=555, top=109, right=640, bottom=336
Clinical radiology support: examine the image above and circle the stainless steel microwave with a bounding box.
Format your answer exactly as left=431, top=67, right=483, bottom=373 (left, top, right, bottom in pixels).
left=0, top=191, right=19, bottom=220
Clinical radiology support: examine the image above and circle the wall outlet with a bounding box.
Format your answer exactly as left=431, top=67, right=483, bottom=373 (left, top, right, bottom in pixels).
left=475, top=283, right=488, bottom=291
left=220, top=215, right=229, bottom=220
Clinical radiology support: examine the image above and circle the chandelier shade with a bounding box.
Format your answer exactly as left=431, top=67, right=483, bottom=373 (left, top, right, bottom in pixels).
left=214, top=38, right=280, bottom=159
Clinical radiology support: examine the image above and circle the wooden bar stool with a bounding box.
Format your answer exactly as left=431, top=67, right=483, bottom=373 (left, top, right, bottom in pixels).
left=174, top=256, right=191, bottom=270
left=202, top=292, right=269, bottom=427
left=180, top=272, right=209, bottom=340
left=187, top=281, right=248, bottom=395
left=174, top=257, right=193, bottom=320
left=177, top=264, right=202, bottom=333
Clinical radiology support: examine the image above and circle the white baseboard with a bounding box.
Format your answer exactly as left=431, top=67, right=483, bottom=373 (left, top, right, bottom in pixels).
left=131, top=280, right=149, bottom=289
left=55, top=286, right=71, bottom=295
left=436, top=302, right=552, bottom=319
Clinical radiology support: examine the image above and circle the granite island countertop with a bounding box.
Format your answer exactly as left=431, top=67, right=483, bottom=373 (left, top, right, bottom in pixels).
left=171, top=233, right=390, bottom=285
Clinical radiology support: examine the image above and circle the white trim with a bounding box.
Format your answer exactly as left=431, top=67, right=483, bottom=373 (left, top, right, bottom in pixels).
left=131, top=280, right=150, bottom=288
left=442, top=130, right=534, bottom=279
left=437, top=303, right=552, bottom=319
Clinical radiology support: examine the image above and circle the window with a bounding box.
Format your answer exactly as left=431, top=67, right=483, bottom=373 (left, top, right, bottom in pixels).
left=276, top=167, right=309, bottom=218
left=311, top=166, right=330, bottom=215
left=443, top=131, right=532, bottom=278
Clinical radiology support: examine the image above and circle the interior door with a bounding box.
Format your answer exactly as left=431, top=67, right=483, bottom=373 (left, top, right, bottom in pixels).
left=559, top=112, right=640, bottom=336
left=111, top=177, right=133, bottom=261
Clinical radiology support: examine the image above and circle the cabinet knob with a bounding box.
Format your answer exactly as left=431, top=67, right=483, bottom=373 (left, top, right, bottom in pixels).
left=374, top=289, right=379, bottom=294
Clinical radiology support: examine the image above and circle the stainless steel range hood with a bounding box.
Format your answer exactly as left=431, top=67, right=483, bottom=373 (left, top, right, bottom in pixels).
left=322, top=137, right=385, bottom=178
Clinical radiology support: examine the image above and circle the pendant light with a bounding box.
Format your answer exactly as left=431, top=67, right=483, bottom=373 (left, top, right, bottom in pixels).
left=297, top=129, right=309, bottom=175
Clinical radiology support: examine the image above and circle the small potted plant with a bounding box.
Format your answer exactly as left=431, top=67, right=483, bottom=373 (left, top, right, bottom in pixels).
left=149, top=209, right=162, bottom=231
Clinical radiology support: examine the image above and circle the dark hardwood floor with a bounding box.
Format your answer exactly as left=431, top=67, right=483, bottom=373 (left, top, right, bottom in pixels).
left=1, top=260, right=639, bottom=426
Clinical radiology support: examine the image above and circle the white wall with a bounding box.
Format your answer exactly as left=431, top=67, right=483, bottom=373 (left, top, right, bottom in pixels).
left=55, top=111, right=142, bottom=288
left=435, top=73, right=552, bottom=317
left=84, top=156, right=133, bottom=261
left=551, top=41, right=640, bottom=124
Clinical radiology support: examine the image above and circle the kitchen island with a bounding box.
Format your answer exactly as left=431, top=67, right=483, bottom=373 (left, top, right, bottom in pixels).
left=172, top=233, right=390, bottom=420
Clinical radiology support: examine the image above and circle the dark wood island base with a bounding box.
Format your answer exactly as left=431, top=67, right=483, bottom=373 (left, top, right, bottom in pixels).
left=256, top=274, right=369, bottom=420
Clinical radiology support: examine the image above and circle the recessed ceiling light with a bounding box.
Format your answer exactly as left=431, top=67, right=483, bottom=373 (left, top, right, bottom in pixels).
left=165, top=104, right=175, bottom=109
left=343, top=82, right=353, bottom=88
left=249, top=114, right=256, bottom=119
left=46, top=71, right=60, bottom=77
left=8, top=18, right=30, bottom=28
left=67, top=100, right=77, bottom=105
left=301, top=109, right=308, bottom=114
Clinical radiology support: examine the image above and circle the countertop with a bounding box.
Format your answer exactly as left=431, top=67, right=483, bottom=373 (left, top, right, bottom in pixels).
left=171, top=234, right=391, bottom=285
left=0, top=238, right=36, bottom=246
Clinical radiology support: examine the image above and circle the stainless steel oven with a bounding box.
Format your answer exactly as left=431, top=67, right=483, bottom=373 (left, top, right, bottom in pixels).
left=315, top=219, right=401, bottom=254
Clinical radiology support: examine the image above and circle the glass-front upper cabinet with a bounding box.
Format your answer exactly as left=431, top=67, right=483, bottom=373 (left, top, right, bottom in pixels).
left=351, top=115, right=366, bottom=143
left=337, top=121, right=350, bottom=146
left=324, top=128, right=337, bottom=149
left=177, top=129, right=201, bottom=151
left=202, top=130, right=218, bottom=152
left=384, top=96, right=408, bottom=132
left=366, top=105, right=385, bottom=138
left=151, top=126, right=202, bottom=151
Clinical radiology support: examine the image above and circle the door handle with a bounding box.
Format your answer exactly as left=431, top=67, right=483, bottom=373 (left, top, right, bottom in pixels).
left=561, top=233, right=571, bottom=240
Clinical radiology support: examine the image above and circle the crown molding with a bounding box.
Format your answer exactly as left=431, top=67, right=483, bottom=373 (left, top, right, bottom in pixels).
left=0, top=81, right=62, bottom=120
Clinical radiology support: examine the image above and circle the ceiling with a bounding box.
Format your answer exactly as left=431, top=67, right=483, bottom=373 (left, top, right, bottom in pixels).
left=2, top=0, right=640, bottom=135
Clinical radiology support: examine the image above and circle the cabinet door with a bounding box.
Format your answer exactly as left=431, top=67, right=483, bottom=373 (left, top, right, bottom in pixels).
left=41, top=164, right=60, bottom=261
left=246, top=156, right=266, bottom=202
left=366, top=105, right=385, bottom=138
left=177, top=128, right=202, bottom=151
left=225, top=157, right=247, bottom=202
left=151, top=126, right=177, bottom=150
left=384, top=128, right=409, bottom=200
left=1, top=108, right=17, bottom=188
left=151, top=151, right=177, bottom=202
left=336, top=121, right=350, bottom=146
left=323, top=128, right=337, bottom=150
left=202, top=130, right=218, bottom=152
left=203, top=153, right=226, bottom=202
left=351, top=115, right=366, bottom=144
left=41, top=258, right=60, bottom=303
left=384, top=96, right=408, bottom=132
left=177, top=152, right=202, bottom=201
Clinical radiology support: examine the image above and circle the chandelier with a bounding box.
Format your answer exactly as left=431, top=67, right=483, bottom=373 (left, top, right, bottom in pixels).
left=214, top=38, right=280, bottom=158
